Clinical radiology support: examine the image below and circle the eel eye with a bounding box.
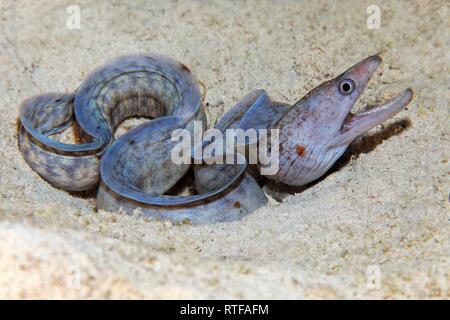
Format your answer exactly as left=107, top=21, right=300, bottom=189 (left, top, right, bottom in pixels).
left=338, top=79, right=355, bottom=95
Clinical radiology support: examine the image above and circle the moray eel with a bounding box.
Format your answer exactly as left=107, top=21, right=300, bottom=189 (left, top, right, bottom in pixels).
left=18, top=53, right=413, bottom=224
left=267, top=55, right=413, bottom=186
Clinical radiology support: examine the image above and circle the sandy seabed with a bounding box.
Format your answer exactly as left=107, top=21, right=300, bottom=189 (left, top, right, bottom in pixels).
left=0, top=0, right=448, bottom=299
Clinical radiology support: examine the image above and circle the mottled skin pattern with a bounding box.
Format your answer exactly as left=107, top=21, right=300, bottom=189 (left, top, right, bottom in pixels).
left=74, top=54, right=206, bottom=196
left=97, top=88, right=269, bottom=224
left=18, top=53, right=413, bottom=224
left=19, top=93, right=100, bottom=191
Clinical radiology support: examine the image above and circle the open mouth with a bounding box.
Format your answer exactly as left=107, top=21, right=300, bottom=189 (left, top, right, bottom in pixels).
left=342, top=88, right=413, bottom=131
left=338, top=88, right=414, bottom=146
left=334, top=54, right=414, bottom=146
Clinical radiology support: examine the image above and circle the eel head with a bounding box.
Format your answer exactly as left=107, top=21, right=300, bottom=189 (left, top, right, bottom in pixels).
left=272, top=55, right=414, bottom=186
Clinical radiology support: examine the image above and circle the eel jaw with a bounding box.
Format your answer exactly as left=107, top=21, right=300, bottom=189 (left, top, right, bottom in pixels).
left=334, top=88, right=414, bottom=147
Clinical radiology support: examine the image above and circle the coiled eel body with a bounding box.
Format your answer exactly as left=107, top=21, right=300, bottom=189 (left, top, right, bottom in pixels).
left=18, top=53, right=414, bottom=224
left=19, top=53, right=268, bottom=224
